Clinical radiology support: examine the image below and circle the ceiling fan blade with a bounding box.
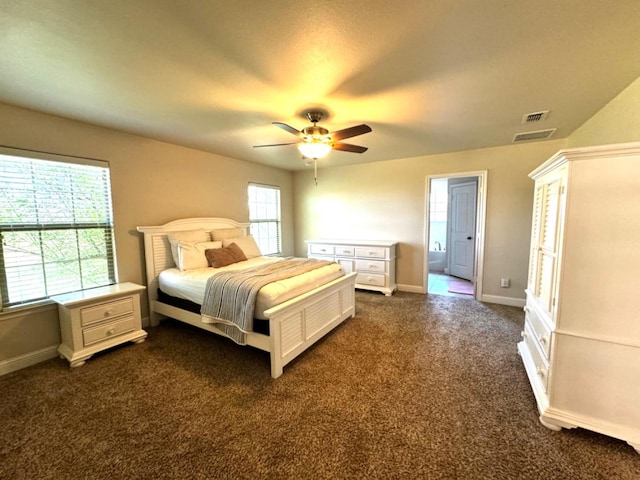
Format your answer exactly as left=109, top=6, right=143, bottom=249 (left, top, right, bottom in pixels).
left=331, top=124, right=372, bottom=141
left=332, top=142, right=368, bottom=153
left=253, top=142, right=299, bottom=148
left=273, top=122, right=302, bottom=137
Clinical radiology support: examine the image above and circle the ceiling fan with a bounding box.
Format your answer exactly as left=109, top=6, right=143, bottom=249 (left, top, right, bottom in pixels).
left=253, top=111, right=372, bottom=160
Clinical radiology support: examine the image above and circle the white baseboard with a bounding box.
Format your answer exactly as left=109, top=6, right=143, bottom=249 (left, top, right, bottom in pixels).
left=397, top=284, right=425, bottom=294
left=0, top=345, right=59, bottom=376
left=480, top=294, right=525, bottom=308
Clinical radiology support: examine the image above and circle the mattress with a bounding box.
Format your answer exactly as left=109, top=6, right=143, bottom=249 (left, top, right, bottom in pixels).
left=158, top=256, right=345, bottom=319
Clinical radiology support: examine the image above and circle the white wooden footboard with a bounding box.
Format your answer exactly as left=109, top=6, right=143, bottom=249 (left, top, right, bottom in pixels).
left=265, top=272, right=356, bottom=378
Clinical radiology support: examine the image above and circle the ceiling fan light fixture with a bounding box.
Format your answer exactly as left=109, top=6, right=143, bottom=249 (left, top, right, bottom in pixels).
left=297, top=141, right=332, bottom=160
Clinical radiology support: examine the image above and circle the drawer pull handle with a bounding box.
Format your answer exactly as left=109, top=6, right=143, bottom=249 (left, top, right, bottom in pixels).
left=342, top=250, right=350, bottom=254
left=104, top=309, right=114, bottom=317
left=538, top=335, right=547, bottom=345
left=523, top=306, right=530, bottom=312
left=520, top=331, right=526, bottom=338
left=368, top=250, right=374, bottom=255
left=536, top=367, right=546, bottom=378
left=106, top=328, right=116, bottom=336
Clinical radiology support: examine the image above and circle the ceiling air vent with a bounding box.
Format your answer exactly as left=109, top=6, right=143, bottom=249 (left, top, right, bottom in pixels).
left=513, top=128, right=557, bottom=143
left=522, top=110, right=550, bottom=124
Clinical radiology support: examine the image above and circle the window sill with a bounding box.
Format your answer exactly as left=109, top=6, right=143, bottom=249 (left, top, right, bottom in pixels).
left=0, top=300, right=57, bottom=320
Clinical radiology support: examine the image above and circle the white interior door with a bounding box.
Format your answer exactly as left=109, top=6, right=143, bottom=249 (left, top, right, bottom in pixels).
left=448, top=181, right=477, bottom=281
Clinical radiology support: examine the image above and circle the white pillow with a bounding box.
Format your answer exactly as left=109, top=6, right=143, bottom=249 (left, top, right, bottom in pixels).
left=222, top=235, right=262, bottom=258
left=176, top=241, right=222, bottom=270
left=211, top=227, right=245, bottom=241
left=167, top=229, right=210, bottom=266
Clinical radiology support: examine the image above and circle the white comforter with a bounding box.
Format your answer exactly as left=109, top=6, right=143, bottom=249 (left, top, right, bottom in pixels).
left=158, top=256, right=345, bottom=319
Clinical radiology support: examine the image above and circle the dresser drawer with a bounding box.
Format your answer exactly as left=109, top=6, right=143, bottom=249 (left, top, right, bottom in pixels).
left=355, top=246, right=387, bottom=259
left=356, top=273, right=386, bottom=287
left=355, top=259, right=386, bottom=274
left=335, top=246, right=355, bottom=257
left=80, top=297, right=134, bottom=327
left=309, top=244, right=334, bottom=255
left=524, top=302, right=552, bottom=359
left=82, top=315, right=137, bottom=347
left=522, top=322, right=550, bottom=393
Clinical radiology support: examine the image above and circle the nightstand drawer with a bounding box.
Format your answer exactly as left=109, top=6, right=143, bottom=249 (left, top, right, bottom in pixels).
left=309, top=244, right=334, bottom=255
left=355, top=259, right=386, bottom=273
left=81, top=297, right=134, bottom=327
left=356, top=272, right=386, bottom=287
left=355, top=247, right=386, bottom=259
left=83, top=315, right=137, bottom=346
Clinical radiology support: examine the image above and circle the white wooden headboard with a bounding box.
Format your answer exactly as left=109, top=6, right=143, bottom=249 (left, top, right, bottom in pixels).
left=136, top=218, right=249, bottom=322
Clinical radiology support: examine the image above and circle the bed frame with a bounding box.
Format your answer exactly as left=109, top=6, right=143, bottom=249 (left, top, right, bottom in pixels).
left=136, top=218, right=356, bottom=378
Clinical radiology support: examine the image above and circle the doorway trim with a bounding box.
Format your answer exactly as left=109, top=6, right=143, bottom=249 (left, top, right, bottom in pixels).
left=423, top=170, right=488, bottom=300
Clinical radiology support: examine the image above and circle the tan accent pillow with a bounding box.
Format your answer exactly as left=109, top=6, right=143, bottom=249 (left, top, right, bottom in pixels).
left=205, top=243, right=247, bottom=268
left=211, top=227, right=245, bottom=241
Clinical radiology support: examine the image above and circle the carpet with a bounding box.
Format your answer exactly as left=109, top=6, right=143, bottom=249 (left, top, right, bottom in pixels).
left=448, top=280, right=474, bottom=295
left=1, top=291, right=639, bottom=479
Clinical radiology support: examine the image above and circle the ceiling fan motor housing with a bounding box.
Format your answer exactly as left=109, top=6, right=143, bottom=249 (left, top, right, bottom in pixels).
left=301, top=125, right=330, bottom=143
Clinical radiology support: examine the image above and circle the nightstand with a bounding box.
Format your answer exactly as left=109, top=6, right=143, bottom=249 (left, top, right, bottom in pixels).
left=53, top=282, right=147, bottom=367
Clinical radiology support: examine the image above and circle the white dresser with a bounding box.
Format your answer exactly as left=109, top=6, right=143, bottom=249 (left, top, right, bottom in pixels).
left=306, top=239, right=397, bottom=296
left=518, top=142, right=640, bottom=454
left=53, top=282, right=148, bottom=367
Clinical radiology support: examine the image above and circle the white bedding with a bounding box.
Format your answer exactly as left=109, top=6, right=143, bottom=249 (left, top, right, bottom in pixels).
left=158, top=256, right=345, bottom=319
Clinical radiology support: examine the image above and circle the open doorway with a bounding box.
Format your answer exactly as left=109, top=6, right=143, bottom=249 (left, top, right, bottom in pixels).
left=424, top=171, right=487, bottom=300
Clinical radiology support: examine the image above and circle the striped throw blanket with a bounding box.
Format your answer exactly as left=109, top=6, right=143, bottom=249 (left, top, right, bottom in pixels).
left=201, top=258, right=333, bottom=345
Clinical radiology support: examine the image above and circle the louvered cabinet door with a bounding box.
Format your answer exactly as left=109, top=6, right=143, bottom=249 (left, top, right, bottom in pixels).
left=530, top=167, right=567, bottom=323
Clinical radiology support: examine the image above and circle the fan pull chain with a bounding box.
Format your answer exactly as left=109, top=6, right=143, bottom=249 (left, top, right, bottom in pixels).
left=314, top=160, right=318, bottom=186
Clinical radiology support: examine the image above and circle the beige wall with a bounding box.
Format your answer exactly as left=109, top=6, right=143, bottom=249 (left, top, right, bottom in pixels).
left=293, top=140, right=565, bottom=300
left=0, top=102, right=293, bottom=366
left=567, top=76, right=640, bottom=148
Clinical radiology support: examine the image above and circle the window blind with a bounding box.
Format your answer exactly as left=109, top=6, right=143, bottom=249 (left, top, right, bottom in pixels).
left=248, top=183, right=281, bottom=256
left=0, top=150, right=116, bottom=307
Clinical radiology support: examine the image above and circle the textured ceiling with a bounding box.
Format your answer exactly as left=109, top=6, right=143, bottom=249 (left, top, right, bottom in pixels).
left=1, top=1, right=640, bottom=170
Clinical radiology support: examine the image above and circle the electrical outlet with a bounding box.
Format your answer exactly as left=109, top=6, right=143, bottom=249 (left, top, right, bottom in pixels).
left=500, top=278, right=510, bottom=288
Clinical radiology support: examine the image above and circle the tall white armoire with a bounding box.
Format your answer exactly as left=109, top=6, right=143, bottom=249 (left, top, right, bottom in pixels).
left=518, top=142, right=640, bottom=454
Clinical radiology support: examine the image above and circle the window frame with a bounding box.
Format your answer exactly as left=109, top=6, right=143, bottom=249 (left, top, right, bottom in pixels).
left=247, top=183, right=282, bottom=256
left=0, top=146, right=117, bottom=309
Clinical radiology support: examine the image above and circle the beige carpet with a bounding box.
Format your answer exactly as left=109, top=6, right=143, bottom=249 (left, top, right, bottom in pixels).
left=1, top=291, right=638, bottom=479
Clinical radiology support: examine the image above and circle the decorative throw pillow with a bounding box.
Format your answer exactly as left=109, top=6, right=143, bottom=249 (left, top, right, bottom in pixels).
left=221, top=235, right=262, bottom=258
left=167, top=229, right=210, bottom=266
left=211, top=227, right=245, bottom=241
left=176, top=241, right=222, bottom=270
left=205, top=242, right=248, bottom=268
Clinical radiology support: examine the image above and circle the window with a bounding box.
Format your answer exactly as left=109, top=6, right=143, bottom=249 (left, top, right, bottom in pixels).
left=248, top=183, right=281, bottom=256
left=0, top=148, right=116, bottom=308
left=429, top=178, right=448, bottom=251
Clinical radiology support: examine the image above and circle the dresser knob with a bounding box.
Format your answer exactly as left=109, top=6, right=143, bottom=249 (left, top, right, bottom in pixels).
left=106, top=328, right=116, bottom=336
left=536, top=367, right=546, bottom=378
left=104, top=309, right=113, bottom=317
left=538, top=335, right=547, bottom=344
left=521, top=331, right=526, bottom=338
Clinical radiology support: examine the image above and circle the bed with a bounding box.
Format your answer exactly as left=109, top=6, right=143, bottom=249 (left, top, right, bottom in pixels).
left=136, top=217, right=356, bottom=378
